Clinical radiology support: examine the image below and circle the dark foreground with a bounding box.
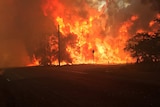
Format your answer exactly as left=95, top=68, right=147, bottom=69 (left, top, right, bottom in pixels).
left=0, top=64, right=160, bottom=107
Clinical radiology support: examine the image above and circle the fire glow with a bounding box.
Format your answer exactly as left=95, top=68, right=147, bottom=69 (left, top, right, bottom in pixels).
left=30, top=0, right=138, bottom=66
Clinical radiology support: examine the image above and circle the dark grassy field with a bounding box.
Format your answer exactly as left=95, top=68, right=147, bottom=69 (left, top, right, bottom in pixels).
left=0, top=64, right=160, bottom=107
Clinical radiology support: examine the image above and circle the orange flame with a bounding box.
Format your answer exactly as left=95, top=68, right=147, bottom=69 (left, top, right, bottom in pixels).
left=29, top=0, right=138, bottom=66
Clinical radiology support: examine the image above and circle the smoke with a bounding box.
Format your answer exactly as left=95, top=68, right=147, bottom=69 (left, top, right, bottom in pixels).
left=0, top=0, right=53, bottom=67
left=0, top=0, right=28, bottom=68
left=140, top=0, right=160, bottom=11
left=105, top=0, right=160, bottom=36
left=0, top=0, right=160, bottom=67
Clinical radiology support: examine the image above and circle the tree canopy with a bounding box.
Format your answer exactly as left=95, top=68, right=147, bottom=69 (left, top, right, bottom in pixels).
left=125, top=18, right=160, bottom=63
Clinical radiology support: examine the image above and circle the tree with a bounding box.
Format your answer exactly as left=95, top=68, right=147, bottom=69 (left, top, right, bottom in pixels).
left=125, top=32, right=160, bottom=63
left=125, top=18, right=160, bottom=63
left=34, top=33, right=53, bottom=66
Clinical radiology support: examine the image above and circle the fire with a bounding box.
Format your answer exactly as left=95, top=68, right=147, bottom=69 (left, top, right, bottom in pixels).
left=149, top=13, right=160, bottom=33
left=27, top=55, right=40, bottom=66
left=29, top=0, right=138, bottom=66
left=157, top=13, right=160, bottom=19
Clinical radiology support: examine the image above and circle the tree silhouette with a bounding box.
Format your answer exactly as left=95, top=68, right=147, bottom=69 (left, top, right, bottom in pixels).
left=125, top=18, right=160, bottom=63
left=125, top=32, right=160, bottom=63
left=34, top=33, right=53, bottom=66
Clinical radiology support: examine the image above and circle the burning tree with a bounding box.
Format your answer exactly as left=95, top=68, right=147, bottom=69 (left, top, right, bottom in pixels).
left=125, top=18, right=160, bottom=63
left=33, top=33, right=53, bottom=66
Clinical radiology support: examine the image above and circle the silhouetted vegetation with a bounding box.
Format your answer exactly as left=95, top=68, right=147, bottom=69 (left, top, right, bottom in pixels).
left=34, top=33, right=54, bottom=66
left=125, top=18, right=160, bottom=63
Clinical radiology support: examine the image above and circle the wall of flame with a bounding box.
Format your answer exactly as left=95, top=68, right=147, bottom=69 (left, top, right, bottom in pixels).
left=38, top=0, right=138, bottom=65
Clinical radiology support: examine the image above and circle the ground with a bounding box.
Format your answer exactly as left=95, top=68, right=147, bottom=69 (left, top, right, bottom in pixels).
left=0, top=64, right=160, bottom=107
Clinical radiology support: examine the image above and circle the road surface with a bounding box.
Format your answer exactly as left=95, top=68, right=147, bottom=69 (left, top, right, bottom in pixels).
left=0, top=65, right=160, bottom=107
